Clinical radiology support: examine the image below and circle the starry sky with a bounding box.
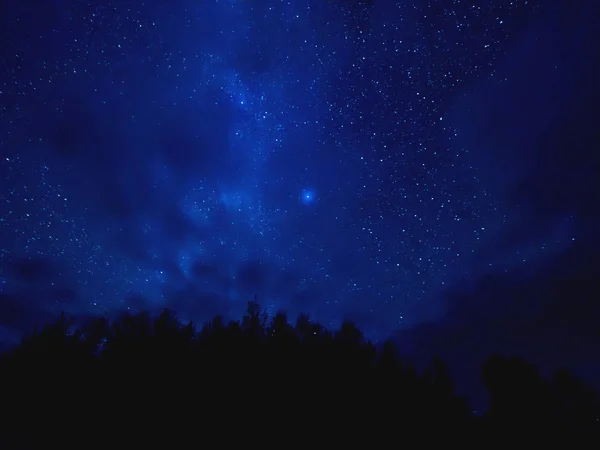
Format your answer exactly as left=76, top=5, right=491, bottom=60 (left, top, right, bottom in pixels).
left=1, top=0, right=599, bottom=383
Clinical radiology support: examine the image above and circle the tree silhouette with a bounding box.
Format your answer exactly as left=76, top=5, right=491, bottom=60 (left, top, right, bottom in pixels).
left=552, top=368, right=600, bottom=426
left=0, top=304, right=598, bottom=448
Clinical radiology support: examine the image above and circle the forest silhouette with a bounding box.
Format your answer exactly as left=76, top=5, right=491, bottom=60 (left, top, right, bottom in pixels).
left=0, top=300, right=598, bottom=447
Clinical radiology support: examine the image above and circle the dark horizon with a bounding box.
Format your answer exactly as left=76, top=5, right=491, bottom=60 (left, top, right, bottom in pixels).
left=1, top=304, right=599, bottom=447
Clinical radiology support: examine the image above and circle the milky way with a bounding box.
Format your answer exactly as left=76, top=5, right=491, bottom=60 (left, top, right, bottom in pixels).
left=0, top=0, right=575, bottom=341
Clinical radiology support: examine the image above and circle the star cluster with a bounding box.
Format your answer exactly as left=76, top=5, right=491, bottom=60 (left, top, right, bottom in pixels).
left=0, top=0, right=576, bottom=341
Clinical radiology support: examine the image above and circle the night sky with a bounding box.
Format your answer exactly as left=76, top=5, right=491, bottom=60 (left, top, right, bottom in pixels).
left=1, top=0, right=599, bottom=398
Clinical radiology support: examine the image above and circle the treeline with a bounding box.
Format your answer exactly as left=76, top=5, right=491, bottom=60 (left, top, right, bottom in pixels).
left=0, top=303, right=598, bottom=447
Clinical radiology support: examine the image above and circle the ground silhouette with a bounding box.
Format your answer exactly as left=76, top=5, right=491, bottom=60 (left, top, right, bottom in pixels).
left=0, top=301, right=598, bottom=448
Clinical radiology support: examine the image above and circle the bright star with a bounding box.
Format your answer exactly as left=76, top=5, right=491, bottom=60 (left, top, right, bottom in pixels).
left=300, top=189, right=315, bottom=205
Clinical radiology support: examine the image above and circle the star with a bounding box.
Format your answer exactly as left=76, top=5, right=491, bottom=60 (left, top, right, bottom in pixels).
left=300, top=190, right=316, bottom=205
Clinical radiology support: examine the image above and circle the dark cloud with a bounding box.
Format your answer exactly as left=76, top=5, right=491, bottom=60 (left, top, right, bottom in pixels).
left=0, top=293, right=52, bottom=333
left=190, top=262, right=221, bottom=280
left=163, top=285, right=232, bottom=321
left=159, top=207, right=210, bottom=246
left=287, top=288, right=324, bottom=317
left=123, top=294, right=150, bottom=311
left=271, top=270, right=301, bottom=298
left=236, top=259, right=270, bottom=293
left=442, top=2, right=600, bottom=354
left=189, top=261, right=233, bottom=293
left=46, top=98, right=100, bottom=159
left=10, top=257, right=57, bottom=282
left=449, top=0, right=600, bottom=243
left=47, top=286, right=79, bottom=306
left=329, top=252, right=366, bottom=279
left=397, top=240, right=600, bottom=408
left=153, top=98, right=238, bottom=179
